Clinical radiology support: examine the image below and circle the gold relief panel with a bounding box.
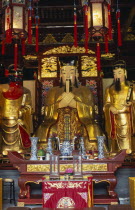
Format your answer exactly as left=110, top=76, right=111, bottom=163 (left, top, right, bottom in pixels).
left=81, top=56, right=97, bottom=77
left=43, top=46, right=95, bottom=55
left=27, top=164, right=50, bottom=172
left=60, top=164, right=73, bottom=172
left=41, top=56, right=57, bottom=78
left=82, top=164, right=107, bottom=171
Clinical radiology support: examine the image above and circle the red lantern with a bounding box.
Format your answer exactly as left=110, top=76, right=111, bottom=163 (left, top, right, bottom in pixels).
left=2, top=0, right=28, bottom=41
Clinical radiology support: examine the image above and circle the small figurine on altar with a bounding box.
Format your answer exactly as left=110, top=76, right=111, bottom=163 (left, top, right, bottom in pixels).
left=0, top=65, right=32, bottom=155
left=104, top=60, right=135, bottom=154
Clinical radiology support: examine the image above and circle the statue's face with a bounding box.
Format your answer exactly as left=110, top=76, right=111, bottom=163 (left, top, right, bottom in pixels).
left=113, top=67, right=125, bottom=82
left=61, top=65, right=76, bottom=85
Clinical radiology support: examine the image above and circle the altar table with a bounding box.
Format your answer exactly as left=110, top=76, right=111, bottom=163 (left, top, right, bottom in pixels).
left=7, top=150, right=126, bottom=205
left=42, top=178, right=93, bottom=208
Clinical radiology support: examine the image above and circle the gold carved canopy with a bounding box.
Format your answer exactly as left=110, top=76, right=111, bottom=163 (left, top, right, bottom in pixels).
left=40, top=46, right=98, bottom=78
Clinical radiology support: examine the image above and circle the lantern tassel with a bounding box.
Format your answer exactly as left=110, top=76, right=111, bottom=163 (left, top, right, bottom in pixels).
left=35, top=15, right=39, bottom=52
left=104, top=34, right=109, bottom=53
left=28, top=8, right=32, bottom=44
left=97, top=43, right=101, bottom=71
left=108, top=4, right=112, bottom=40
left=36, top=25, right=39, bottom=52
left=21, top=38, right=26, bottom=56
left=2, top=40, right=5, bottom=55
left=116, top=9, right=122, bottom=46
left=84, top=5, right=89, bottom=53
left=74, top=2, right=78, bottom=47
left=14, top=43, right=18, bottom=71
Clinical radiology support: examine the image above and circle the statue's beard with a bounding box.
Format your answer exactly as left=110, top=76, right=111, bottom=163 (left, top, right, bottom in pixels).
left=114, top=78, right=121, bottom=91
left=60, top=77, right=78, bottom=89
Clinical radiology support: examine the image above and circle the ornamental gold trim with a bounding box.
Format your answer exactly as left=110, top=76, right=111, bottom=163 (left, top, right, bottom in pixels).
left=43, top=46, right=95, bottom=55
left=27, top=164, right=50, bottom=172
left=82, top=164, right=107, bottom=171
left=44, top=181, right=86, bottom=189
left=23, top=55, right=37, bottom=60
left=60, top=164, right=73, bottom=172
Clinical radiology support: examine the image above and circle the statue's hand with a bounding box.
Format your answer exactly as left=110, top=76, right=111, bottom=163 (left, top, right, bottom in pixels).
left=68, top=98, right=77, bottom=108
left=124, top=101, right=132, bottom=106
left=59, top=92, right=74, bottom=108
left=110, top=106, right=118, bottom=114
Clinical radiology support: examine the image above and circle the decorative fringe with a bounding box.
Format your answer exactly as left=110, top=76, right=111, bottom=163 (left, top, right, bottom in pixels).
left=21, top=38, right=26, bottom=55
left=116, top=9, right=122, bottom=46
left=14, top=43, right=18, bottom=71
left=2, top=40, right=5, bottom=55
left=28, top=8, right=32, bottom=44
left=84, top=5, right=89, bottom=53
left=96, top=43, right=101, bottom=71
left=35, top=15, right=39, bottom=52
left=104, top=34, right=109, bottom=53
left=5, top=69, right=9, bottom=77
left=108, top=4, right=112, bottom=40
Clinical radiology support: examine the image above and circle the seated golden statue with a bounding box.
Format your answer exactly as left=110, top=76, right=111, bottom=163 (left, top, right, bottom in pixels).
left=35, top=57, right=103, bottom=150
left=104, top=60, right=135, bottom=154
left=0, top=65, right=32, bottom=155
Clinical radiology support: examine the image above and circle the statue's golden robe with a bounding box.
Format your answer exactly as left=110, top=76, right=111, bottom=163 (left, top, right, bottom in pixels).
left=104, top=82, right=135, bottom=154
left=0, top=86, right=32, bottom=155
left=35, top=86, right=103, bottom=150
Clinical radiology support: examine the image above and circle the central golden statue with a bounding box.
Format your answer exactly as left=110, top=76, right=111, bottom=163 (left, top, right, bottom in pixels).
left=35, top=57, right=103, bottom=150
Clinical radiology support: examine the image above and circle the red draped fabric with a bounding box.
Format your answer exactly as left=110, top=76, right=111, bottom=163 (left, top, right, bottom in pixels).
left=42, top=179, right=93, bottom=208
left=110, top=111, right=115, bottom=139
left=19, top=125, right=31, bottom=148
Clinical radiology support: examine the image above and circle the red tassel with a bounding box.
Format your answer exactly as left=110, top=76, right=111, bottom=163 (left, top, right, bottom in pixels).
left=84, top=5, right=89, bottom=53
left=5, top=69, right=9, bottom=77
left=74, top=4, right=78, bottom=47
left=104, top=34, right=109, bottom=53
left=28, top=9, right=32, bottom=44
left=21, top=38, right=26, bottom=56
left=36, top=25, right=39, bottom=52
left=14, top=43, right=18, bottom=71
left=2, top=40, right=5, bottom=55
left=116, top=10, right=122, bottom=46
left=108, top=4, right=112, bottom=40
left=96, top=43, right=101, bottom=71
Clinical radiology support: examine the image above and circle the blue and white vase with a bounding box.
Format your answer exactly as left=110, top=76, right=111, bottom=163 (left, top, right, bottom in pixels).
left=97, top=136, right=105, bottom=159
left=30, top=137, right=39, bottom=160
left=60, top=140, right=72, bottom=156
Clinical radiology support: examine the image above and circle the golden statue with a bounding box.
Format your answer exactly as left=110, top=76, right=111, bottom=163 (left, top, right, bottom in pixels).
left=0, top=65, right=32, bottom=155
left=104, top=60, right=135, bottom=154
left=35, top=56, right=103, bottom=150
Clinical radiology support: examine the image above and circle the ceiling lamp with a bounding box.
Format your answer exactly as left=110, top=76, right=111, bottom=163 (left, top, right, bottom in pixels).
left=2, top=0, right=28, bottom=42
left=88, top=0, right=110, bottom=39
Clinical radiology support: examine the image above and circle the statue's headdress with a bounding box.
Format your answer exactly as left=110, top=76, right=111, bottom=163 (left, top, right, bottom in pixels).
left=59, top=56, right=78, bottom=67
left=113, top=60, right=126, bottom=69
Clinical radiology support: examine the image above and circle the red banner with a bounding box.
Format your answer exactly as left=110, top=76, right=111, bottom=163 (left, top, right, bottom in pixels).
left=42, top=179, right=93, bottom=208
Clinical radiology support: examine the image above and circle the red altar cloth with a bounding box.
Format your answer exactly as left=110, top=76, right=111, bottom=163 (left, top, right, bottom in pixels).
left=42, top=179, right=93, bottom=208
